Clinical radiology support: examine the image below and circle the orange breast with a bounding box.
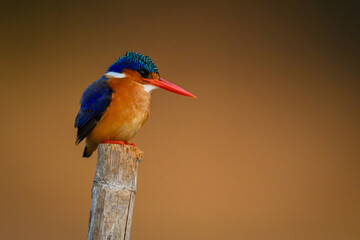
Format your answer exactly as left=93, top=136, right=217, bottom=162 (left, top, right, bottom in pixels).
left=88, top=78, right=151, bottom=143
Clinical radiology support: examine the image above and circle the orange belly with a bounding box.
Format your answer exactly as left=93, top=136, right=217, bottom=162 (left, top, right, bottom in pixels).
left=87, top=78, right=151, bottom=144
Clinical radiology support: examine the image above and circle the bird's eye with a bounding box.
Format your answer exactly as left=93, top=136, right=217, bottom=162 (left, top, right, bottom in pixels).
left=138, top=68, right=150, bottom=78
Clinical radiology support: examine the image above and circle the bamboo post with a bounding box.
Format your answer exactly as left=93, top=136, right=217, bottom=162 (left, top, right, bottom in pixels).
left=87, top=144, right=143, bottom=240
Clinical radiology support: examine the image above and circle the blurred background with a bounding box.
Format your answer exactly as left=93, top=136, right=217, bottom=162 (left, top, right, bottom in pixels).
left=1, top=1, right=359, bottom=239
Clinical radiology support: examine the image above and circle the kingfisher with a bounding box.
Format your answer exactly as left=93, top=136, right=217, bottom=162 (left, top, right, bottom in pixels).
left=75, top=51, right=196, bottom=157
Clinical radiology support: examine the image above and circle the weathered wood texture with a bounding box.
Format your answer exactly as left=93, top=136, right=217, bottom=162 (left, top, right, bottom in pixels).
left=87, top=144, right=143, bottom=240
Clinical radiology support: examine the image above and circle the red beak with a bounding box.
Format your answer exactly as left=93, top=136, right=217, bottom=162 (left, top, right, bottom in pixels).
left=144, top=77, right=196, bottom=98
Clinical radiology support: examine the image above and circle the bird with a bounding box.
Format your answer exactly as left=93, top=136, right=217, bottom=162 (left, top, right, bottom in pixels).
left=75, top=51, right=196, bottom=157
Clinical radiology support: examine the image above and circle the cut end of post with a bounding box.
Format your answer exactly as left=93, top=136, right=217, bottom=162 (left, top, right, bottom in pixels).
left=100, top=143, right=144, bottom=161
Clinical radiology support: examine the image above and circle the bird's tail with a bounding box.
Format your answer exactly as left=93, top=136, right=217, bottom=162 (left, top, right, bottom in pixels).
left=82, top=140, right=98, bottom=158
left=82, top=146, right=91, bottom=158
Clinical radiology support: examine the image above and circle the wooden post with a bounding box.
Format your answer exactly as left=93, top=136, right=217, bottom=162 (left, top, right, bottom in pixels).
left=87, top=144, right=143, bottom=240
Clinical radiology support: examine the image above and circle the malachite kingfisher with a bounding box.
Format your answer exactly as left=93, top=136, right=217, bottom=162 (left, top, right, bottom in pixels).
left=75, top=51, right=196, bottom=158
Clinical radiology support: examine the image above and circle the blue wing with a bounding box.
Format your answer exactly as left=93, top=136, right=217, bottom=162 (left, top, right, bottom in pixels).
left=75, top=77, right=112, bottom=144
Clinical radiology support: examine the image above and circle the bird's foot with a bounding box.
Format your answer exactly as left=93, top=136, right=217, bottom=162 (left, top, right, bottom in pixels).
left=104, top=140, right=125, bottom=145
left=125, top=141, right=136, bottom=147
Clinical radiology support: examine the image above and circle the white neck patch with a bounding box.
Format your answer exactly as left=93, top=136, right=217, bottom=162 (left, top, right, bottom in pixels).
left=104, top=71, right=126, bottom=78
left=143, top=84, right=158, bottom=93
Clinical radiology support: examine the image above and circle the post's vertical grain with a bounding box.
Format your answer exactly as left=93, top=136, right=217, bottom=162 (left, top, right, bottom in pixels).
left=87, top=144, right=143, bottom=240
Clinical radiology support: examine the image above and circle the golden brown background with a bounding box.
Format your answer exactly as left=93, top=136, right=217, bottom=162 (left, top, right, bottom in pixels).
left=1, top=1, right=359, bottom=239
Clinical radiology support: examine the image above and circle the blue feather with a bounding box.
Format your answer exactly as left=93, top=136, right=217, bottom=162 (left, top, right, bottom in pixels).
left=107, top=51, right=159, bottom=75
left=74, top=77, right=112, bottom=143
